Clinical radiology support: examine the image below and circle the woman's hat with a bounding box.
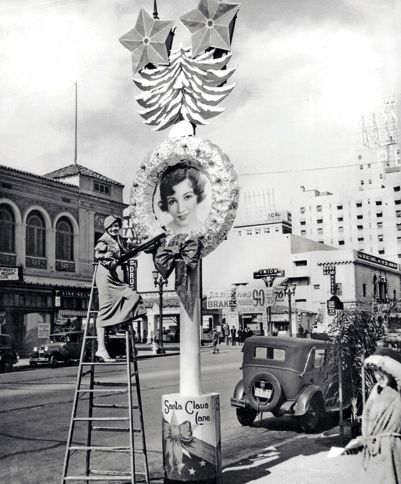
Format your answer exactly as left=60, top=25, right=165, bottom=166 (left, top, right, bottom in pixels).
left=104, top=215, right=122, bottom=230
left=365, top=347, right=401, bottom=386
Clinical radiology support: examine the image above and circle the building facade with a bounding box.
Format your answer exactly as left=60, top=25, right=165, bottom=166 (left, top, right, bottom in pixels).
left=0, top=163, right=126, bottom=356
left=291, top=98, right=401, bottom=263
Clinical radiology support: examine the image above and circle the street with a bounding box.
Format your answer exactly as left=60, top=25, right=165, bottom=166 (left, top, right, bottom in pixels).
left=1, top=346, right=341, bottom=484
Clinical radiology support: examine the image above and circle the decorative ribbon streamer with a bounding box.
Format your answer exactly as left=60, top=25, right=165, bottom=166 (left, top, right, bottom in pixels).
left=153, top=235, right=203, bottom=318
left=163, top=418, right=217, bottom=475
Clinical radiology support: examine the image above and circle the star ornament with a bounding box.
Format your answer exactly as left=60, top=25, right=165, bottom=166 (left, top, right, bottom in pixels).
left=180, top=0, right=240, bottom=58
left=119, top=8, right=175, bottom=73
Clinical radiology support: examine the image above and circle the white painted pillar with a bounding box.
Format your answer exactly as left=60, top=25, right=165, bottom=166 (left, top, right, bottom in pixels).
left=179, top=265, right=201, bottom=396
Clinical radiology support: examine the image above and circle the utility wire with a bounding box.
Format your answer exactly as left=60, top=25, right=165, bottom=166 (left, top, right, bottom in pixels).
left=238, top=159, right=394, bottom=177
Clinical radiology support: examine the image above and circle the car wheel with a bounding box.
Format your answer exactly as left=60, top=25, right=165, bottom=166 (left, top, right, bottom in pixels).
left=50, top=354, right=59, bottom=368
left=246, top=372, right=282, bottom=412
left=236, top=407, right=258, bottom=426
left=300, top=394, right=325, bottom=433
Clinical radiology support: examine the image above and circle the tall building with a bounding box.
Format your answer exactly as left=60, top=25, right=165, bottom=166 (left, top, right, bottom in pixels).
left=0, top=163, right=126, bottom=355
left=292, top=98, right=401, bottom=263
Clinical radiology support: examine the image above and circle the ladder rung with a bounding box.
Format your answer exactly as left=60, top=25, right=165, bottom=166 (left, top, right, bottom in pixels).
left=94, top=381, right=128, bottom=387
left=74, top=417, right=129, bottom=421
left=92, top=427, right=129, bottom=432
left=85, top=336, right=98, bottom=339
left=92, top=404, right=131, bottom=409
left=64, top=476, right=131, bottom=481
left=81, top=362, right=127, bottom=366
left=69, top=446, right=130, bottom=452
left=90, top=470, right=131, bottom=476
left=77, top=389, right=128, bottom=393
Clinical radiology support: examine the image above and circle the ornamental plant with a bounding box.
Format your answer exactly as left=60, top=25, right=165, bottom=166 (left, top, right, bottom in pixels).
left=323, top=310, right=385, bottom=417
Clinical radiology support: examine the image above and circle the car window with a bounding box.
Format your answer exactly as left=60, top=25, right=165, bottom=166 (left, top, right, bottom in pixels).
left=254, top=346, right=286, bottom=361
left=313, top=348, right=327, bottom=368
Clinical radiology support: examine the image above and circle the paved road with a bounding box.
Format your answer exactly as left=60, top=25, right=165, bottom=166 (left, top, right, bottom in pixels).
left=0, top=346, right=334, bottom=483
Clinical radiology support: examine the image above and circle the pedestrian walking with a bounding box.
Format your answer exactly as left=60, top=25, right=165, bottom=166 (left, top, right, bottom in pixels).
left=212, top=329, right=220, bottom=354
left=224, top=322, right=230, bottom=345
left=343, top=347, right=401, bottom=483
left=231, top=326, right=237, bottom=346
left=94, top=215, right=146, bottom=362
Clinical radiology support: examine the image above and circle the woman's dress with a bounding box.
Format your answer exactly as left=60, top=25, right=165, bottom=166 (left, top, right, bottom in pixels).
left=94, top=233, right=146, bottom=328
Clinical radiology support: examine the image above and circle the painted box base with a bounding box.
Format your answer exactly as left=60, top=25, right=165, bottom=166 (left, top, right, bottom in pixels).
left=162, top=393, right=221, bottom=484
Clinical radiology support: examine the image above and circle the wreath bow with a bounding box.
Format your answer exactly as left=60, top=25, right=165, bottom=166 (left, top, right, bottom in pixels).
left=153, top=235, right=203, bottom=318
left=163, top=419, right=193, bottom=474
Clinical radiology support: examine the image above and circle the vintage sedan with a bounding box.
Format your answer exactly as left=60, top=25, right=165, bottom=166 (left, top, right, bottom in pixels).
left=231, top=336, right=349, bottom=432
left=29, top=331, right=86, bottom=368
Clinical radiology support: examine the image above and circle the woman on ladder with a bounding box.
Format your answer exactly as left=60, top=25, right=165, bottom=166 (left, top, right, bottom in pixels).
left=94, top=215, right=146, bottom=362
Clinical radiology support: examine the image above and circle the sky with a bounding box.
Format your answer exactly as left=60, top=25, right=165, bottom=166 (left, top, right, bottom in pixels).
left=1, top=0, right=400, bottom=210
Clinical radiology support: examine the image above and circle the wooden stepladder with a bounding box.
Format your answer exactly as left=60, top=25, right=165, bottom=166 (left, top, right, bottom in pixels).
left=61, top=264, right=149, bottom=483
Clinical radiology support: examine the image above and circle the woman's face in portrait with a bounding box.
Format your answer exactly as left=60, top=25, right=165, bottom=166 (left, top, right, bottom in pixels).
left=166, top=177, right=198, bottom=229
left=154, top=163, right=212, bottom=235
left=107, top=221, right=120, bottom=237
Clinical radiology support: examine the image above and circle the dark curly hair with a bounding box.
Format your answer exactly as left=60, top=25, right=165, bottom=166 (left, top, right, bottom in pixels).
left=158, top=162, right=206, bottom=212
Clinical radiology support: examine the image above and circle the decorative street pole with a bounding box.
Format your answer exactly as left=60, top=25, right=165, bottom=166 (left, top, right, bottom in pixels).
left=120, top=1, right=241, bottom=482
left=284, top=284, right=297, bottom=337
left=152, top=270, right=167, bottom=354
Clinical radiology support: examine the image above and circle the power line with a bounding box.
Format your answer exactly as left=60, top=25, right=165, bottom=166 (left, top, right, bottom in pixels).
left=237, top=159, right=390, bottom=177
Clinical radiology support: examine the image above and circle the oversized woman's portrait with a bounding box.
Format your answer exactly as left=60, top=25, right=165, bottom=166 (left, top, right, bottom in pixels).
left=153, top=161, right=212, bottom=235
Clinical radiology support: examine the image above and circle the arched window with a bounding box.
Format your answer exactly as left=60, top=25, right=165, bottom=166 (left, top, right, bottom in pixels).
left=56, top=218, right=74, bottom=261
left=26, top=211, right=46, bottom=257
left=0, top=205, right=15, bottom=253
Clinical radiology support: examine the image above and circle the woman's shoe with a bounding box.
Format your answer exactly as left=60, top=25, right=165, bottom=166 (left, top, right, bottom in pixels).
left=95, top=350, right=116, bottom=362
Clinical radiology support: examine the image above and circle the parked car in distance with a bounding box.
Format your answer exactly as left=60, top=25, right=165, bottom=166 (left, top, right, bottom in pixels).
left=231, top=336, right=350, bottom=432
left=29, top=331, right=86, bottom=368
left=0, top=334, right=18, bottom=372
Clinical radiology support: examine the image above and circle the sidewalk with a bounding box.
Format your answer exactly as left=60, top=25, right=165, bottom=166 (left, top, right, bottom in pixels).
left=223, top=427, right=369, bottom=484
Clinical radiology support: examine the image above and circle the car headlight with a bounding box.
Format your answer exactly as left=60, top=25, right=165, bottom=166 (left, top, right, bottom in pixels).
left=44, top=346, right=49, bottom=351
left=33, top=347, right=38, bottom=352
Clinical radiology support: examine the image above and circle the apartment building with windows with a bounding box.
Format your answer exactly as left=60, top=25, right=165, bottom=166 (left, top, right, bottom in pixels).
left=291, top=170, right=401, bottom=263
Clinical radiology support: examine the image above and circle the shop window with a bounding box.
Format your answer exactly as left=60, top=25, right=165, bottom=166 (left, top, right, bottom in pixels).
left=0, top=204, right=15, bottom=253
left=56, top=218, right=74, bottom=261
left=26, top=211, right=46, bottom=257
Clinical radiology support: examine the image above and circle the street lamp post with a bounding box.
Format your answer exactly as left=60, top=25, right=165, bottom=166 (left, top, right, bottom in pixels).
left=152, top=270, right=168, bottom=354
left=284, top=284, right=297, bottom=337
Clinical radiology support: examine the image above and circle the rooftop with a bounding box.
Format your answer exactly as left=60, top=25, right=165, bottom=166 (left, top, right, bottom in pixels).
left=45, top=163, right=124, bottom=187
